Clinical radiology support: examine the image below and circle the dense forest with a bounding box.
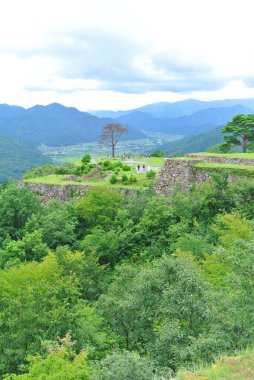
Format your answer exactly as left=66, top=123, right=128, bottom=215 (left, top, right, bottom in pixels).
left=0, top=134, right=51, bottom=183
left=1, top=174, right=254, bottom=379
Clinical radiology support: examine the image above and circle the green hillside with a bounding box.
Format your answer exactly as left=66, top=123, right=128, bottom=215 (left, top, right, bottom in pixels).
left=158, top=126, right=223, bottom=155
left=0, top=133, right=51, bottom=182
left=178, top=349, right=254, bottom=379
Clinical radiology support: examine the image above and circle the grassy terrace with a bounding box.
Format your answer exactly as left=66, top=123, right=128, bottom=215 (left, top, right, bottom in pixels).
left=194, top=162, right=254, bottom=171
left=23, top=156, right=166, bottom=189
left=23, top=173, right=153, bottom=189
left=191, top=152, right=254, bottom=159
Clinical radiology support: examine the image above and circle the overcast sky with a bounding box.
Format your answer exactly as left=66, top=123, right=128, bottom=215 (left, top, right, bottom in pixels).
left=1, top=0, right=254, bottom=110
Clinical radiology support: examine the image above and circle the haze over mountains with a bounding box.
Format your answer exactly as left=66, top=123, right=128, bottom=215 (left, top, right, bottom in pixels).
left=0, top=98, right=253, bottom=149
left=1, top=97, right=254, bottom=182
left=0, top=103, right=144, bottom=147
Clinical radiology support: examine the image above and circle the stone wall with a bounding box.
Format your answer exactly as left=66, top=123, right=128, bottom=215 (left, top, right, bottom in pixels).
left=19, top=182, right=137, bottom=203
left=156, top=159, right=198, bottom=195
left=156, top=158, right=252, bottom=196
left=19, top=182, right=89, bottom=203
left=186, top=153, right=254, bottom=166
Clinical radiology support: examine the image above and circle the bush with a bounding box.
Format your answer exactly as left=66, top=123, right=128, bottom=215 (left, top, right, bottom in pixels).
left=110, top=175, right=118, bottom=184
left=146, top=170, right=156, bottom=179
left=129, top=175, right=137, bottom=183
left=81, top=154, right=91, bottom=163
left=122, top=165, right=131, bottom=171
left=121, top=175, right=128, bottom=183
left=150, top=149, right=165, bottom=157
left=103, top=160, right=111, bottom=167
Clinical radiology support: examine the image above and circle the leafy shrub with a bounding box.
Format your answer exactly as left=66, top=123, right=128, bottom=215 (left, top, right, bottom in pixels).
left=81, top=154, right=91, bottom=163
left=103, top=160, right=111, bottom=167
left=110, top=175, right=118, bottom=184
left=121, top=175, right=128, bottom=183
left=150, top=149, right=165, bottom=157
left=122, top=165, right=131, bottom=171
left=146, top=170, right=156, bottom=179
left=129, top=175, right=137, bottom=183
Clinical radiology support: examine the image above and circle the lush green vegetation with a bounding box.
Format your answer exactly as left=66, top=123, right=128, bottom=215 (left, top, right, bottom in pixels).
left=158, top=126, right=224, bottom=156
left=178, top=349, right=254, bottom=379
left=3, top=166, right=254, bottom=378
left=23, top=157, right=165, bottom=189
left=0, top=134, right=51, bottom=183
left=194, top=151, right=254, bottom=158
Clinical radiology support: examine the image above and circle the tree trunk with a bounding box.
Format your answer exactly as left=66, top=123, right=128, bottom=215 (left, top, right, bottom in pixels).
left=111, top=134, right=115, bottom=157
left=242, top=135, right=247, bottom=153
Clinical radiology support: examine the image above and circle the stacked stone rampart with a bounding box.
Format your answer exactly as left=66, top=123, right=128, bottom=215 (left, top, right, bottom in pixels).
left=19, top=182, right=137, bottom=203
left=19, top=182, right=89, bottom=203
left=186, top=153, right=254, bottom=166
left=156, top=155, right=254, bottom=196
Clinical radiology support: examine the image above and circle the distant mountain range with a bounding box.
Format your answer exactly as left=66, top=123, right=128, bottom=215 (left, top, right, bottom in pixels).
left=89, top=98, right=254, bottom=119
left=0, top=98, right=254, bottom=182
left=0, top=103, right=144, bottom=147
left=0, top=98, right=253, bottom=151
left=115, top=105, right=252, bottom=135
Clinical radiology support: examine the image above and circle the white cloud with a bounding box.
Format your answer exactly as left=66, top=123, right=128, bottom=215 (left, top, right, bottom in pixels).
left=0, top=0, right=254, bottom=109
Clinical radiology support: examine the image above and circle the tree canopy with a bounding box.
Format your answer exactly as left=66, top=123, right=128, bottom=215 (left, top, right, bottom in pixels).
left=221, top=113, right=254, bottom=152
left=100, top=123, right=128, bottom=157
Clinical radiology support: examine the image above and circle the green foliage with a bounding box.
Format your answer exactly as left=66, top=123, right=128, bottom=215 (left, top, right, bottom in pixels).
left=146, top=170, right=156, bottom=179
left=81, top=154, right=91, bottom=164
left=23, top=163, right=77, bottom=179
left=129, top=175, right=137, bottom=183
left=121, top=174, right=128, bottom=183
left=54, top=246, right=106, bottom=301
left=5, top=333, right=95, bottom=379
left=109, top=175, right=117, bottom=184
left=0, top=254, right=78, bottom=374
left=122, top=164, right=131, bottom=171
left=98, top=255, right=211, bottom=370
left=76, top=188, right=122, bottom=229
left=221, top=113, right=254, bottom=152
left=0, top=185, right=41, bottom=239
left=95, top=350, right=172, bottom=380
left=0, top=230, right=48, bottom=268
left=0, top=134, right=51, bottom=183
left=150, top=149, right=165, bottom=157
left=25, top=202, right=77, bottom=249
left=4, top=178, right=254, bottom=376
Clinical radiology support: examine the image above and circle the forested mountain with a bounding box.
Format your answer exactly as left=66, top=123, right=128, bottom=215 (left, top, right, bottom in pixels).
left=0, top=100, right=253, bottom=149
left=158, top=126, right=223, bottom=155
left=116, top=105, right=252, bottom=135
left=0, top=103, right=144, bottom=147
left=0, top=133, right=51, bottom=182
left=89, top=97, right=254, bottom=119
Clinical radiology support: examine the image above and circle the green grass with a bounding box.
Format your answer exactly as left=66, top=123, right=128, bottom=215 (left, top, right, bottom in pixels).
left=24, top=173, right=155, bottom=189
left=131, top=156, right=165, bottom=167
left=23, top=156, right=162, bottom=190
left=193, top=163, right=254, bottom=171
left=177, top=349, right=254, bottom=379
left=191, top=152, right=254, bottom=159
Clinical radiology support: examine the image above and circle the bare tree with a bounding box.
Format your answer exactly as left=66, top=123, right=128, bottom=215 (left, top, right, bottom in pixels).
left=100, top=123, right=128, bottom=157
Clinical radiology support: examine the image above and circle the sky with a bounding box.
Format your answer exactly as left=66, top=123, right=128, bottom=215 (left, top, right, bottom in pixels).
left=1, top=0, right=254, bottom=111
